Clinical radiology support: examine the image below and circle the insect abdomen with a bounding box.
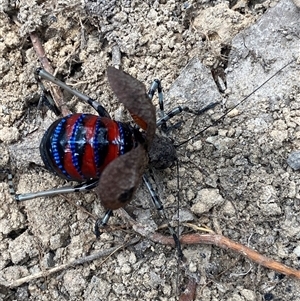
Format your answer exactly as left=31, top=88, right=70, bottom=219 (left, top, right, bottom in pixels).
left=40, top=113, right=136, bottom=181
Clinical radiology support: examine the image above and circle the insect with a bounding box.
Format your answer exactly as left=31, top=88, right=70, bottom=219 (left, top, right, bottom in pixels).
left=14, top=66, right=211, bottom=242
left=13, top=59, right=294, bottom=239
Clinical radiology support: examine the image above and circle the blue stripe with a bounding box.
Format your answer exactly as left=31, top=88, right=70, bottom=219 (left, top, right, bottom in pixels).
left=51, top=118, right=71, bottom=178
left=117, top=122, right=125, bottom=155
left=93, top=118, right=101, bottom=177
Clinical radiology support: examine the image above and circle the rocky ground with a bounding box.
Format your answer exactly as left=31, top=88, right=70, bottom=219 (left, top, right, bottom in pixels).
left=1, top=0, right=300, bottom=300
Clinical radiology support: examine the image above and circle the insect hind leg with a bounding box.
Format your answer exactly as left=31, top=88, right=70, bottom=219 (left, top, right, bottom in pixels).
left=35, top=73, right=61, bottom=116
left=14, top=180, right=99, bottom=202
left=35, top=68, right=111, bottom=118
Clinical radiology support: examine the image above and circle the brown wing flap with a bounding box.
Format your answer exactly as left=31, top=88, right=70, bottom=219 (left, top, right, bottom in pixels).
left=107, top=67, right=156, bottom=145
left=96, top=144, right=148, bottom=210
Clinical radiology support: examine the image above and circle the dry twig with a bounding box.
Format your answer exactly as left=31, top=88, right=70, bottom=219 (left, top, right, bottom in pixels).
left=8, top=237, right=139, bottom=288
left=116, top=208, right=300, bottom=279
left=29, top=32, right=70, bottom=116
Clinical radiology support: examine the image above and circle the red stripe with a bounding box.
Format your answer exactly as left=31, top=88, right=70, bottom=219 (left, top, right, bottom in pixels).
left=81, top=115, right=98, bottom=178
left=100, top=118, right=120, bottom=172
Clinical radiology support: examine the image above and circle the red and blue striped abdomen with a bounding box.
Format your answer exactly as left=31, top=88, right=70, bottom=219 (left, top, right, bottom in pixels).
left=40, top=113, right=136, bottom=181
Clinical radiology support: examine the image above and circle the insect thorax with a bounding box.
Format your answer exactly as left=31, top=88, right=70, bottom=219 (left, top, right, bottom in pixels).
left=148, top=135, right=177, bottom=169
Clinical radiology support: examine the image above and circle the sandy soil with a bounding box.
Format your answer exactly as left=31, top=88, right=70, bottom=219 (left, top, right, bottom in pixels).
left=1, top=0, right=300, bottom=300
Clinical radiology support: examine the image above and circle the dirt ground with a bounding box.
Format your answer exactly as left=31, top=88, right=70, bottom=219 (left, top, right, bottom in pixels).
left=1, top=0, right=300, bottom=300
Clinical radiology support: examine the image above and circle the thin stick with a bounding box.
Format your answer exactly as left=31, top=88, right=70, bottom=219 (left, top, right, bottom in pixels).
left=29, top=32, right=70, bottom=116
left=8, top=237, right=139, bottom=288
left=117, top=208, right=300, bottom=279
left=29, top=32, right=54, bottom=75
left=180, top=233, right=300, bottom=278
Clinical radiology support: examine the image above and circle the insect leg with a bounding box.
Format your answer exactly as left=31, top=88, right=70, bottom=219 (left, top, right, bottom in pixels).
left=156, top=102, right=219, bottom=127
left=142, top=172, right=183, bottom=259
left=35, top=68, right=111, bottom=118
left=35, top=74, right=61, bottom=116
left=94, top=210, right=113, bottom=238
left=148, top=79, right=168, bottom=131
left=15, top=180, right=98, bottom=201
left=148, top=78, right=219, bottom=130
left=142, top=173, right=164, bottom=212
left=148, top=79, right=164, bottom=117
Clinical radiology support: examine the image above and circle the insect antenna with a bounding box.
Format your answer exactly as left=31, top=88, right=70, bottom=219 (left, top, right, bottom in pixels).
left=174, top=59, right=296, bottom=148
left=175, top=158, right=184, bottom=293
